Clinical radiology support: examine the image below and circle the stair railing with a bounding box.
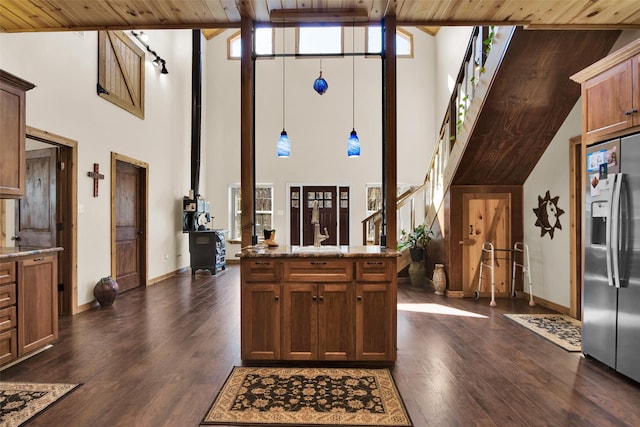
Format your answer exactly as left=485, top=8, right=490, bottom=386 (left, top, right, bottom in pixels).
left=362, top=26, right=509, bottom=248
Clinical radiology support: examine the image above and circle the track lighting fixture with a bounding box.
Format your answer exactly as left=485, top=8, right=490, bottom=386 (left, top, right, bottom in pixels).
left=131, top=30, right=169, bottom=75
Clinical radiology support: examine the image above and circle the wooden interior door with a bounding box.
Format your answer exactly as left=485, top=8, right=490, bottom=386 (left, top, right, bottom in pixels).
left=302, top=186, right=337, bottom=246
left=114, top=160, right=146, bottom=293
left=15, top=148, right=57, bottom=247
left=462, top=194, right=511, bottom=297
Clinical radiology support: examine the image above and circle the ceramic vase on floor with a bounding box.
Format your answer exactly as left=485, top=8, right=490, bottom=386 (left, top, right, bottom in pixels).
left=94, top=276, right=119, bottom=307
left=433, top=264, right=447, bottom=295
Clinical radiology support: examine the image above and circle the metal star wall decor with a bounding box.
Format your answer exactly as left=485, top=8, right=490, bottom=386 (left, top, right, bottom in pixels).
left=533, top=190, right=565, bottom=239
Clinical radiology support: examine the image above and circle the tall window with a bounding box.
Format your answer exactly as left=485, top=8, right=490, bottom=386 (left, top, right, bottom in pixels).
left=228, top=27, right=274, bottom=59
left=297, top=26, right=343, bottom=55
left=230, top=185, right=273, bottom=241
left=366, top=26, right=413, bottom=57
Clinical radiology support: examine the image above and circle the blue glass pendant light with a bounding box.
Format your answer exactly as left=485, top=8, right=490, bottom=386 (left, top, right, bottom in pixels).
left=347, top=129, right=360, bottom=157
left=278, top=27, right=291, bottom=158
left=277, top=130, right=290, bottom=158
left=313, top=59, right=328, bottom=95
left=347, top=26, right=360, bottom=157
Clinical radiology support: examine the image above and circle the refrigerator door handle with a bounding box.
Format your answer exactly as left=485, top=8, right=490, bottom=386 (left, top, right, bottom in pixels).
left=611, top=173, right=623, bottom=288
left=605, top=173, right=617, bottom=287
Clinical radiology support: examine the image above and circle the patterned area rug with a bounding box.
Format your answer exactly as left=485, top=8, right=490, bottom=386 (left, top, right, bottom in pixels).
left=504, top=314, right=582, bottom=352
left=0, top=382, right=80, bottom=427
left=202, top=367, right=412, bottom=426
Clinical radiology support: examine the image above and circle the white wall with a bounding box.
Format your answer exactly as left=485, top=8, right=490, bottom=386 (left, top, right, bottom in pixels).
left=0, top=30, right=195, bottom=306
left=523, top=30, right=640, bottom=309
left=523, top=102, right=580, bottom=307
left=205, top=26, right=438, bottom=254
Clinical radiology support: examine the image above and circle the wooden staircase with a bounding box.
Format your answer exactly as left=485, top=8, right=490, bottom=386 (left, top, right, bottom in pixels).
left=362, top=26, right=622, bottom=275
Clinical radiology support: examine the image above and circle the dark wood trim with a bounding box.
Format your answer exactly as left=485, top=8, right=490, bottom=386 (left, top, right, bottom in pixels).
left=240, top=17, right=255, bottom=247
left=569, top=135, right=583, bottom=320
left=383, top=15, right=397, bottom=249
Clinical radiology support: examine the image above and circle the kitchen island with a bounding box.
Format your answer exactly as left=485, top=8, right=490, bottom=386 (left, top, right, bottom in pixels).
left=238, top=245, right=399, bottom=364
left=1, top=246, right=62, bottom=368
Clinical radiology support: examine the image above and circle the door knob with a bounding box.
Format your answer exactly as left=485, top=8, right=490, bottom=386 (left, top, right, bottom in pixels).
left=11, top=236, right=21, bottom=241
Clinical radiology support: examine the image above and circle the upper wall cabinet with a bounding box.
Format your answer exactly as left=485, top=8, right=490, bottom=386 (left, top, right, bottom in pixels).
left=0, top=70, right=35, bottom=199
left=572, top=38, right=640, bottom=144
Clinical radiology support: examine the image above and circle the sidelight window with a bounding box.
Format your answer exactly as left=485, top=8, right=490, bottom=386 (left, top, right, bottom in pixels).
left=230, top=185, right=273, bottom=241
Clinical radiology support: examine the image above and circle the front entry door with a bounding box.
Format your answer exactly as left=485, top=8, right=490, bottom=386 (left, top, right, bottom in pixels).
left=462, top=193, right=511, bottom=297
left=114, top=159, right=146, bottom=293
left=15, top=148, right=57, bottom=247
left=302, top=187, right=337, bottom=246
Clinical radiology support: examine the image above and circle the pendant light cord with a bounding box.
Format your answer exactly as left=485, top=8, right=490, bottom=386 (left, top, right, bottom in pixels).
left=352, top=23, right=355, bottom=128
left=282, top=25, right=285, bottom=130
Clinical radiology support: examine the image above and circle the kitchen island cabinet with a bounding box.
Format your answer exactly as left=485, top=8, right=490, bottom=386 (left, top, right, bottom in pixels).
left=239, top=246, right=399, bottom=364
left=0, top=247, right=61, bottom=368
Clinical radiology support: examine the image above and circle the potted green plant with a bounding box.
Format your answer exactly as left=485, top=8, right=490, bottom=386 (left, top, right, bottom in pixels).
left=398, top=223, right=433, bottom=262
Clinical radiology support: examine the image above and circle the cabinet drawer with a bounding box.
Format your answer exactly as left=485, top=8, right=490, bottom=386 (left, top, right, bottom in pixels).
left=0, top=306, right=16, bottom=332
left=0, top=328, right=17, bottom=366
left=0, top=262, right=15, bottom=284
left=0, top=283, right=16, bottom=309
left=283, top=260, right=352, bottom=282
left=356, top=259, right=394, bottom=282
left=242, top=259, right=278, bottom=282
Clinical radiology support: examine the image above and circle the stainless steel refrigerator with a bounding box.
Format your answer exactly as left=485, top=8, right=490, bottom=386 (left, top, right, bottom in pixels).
left=584, top=132, right=640, bottom=383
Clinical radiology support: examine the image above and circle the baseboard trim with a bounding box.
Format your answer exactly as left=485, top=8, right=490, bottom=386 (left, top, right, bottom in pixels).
left=148, top=267, right=189, bottom=285
left=446, top=290, right=465, bottom=298
left=524, top=293, right=570, bottom=315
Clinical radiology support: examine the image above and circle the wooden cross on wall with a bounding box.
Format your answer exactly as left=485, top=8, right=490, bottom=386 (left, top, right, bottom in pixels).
left=87, top=163, right=105, bottom=197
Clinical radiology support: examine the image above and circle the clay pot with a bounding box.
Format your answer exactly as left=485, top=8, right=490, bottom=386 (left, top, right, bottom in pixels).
left=94, top=276, right=119, bottom=307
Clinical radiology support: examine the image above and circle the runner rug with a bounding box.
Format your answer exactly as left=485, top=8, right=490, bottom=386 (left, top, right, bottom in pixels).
left=504, top=313, right=582, bottom=352
left=202, top=366, right=412, bottom=426
left=0, top=382, right=80, bottom=427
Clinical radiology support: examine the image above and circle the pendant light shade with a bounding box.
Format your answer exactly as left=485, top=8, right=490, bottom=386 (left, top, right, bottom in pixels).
left=313, top=71, right=328, bottom=95
left=347, top=129, right=360, bottom=157
left=313, top=58, right=328, bottom=95
left=277, top=130, right=290, bottom=158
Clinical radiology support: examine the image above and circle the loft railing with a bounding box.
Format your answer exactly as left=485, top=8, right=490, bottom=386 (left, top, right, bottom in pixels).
left=362, top=26, right=507, bottom=248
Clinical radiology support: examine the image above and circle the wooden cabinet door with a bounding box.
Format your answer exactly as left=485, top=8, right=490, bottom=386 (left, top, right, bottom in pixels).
left=318, top=283, right=353, bottom=361
left=282, top=283, right=317, bottom=360
left=17, top=255, right=58, bottom=356
left=355, top=282, right=395, bottom=361
left=0, top=72, right=34, bottom=198
left=583, top=60, right=633, bottom=141
left=0, top=79, right=26, bottom=198
left=241, top=283, right=281, bottom=360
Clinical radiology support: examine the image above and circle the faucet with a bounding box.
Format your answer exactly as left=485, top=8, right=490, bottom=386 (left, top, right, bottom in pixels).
left=311, top=200, right=329, bottom=247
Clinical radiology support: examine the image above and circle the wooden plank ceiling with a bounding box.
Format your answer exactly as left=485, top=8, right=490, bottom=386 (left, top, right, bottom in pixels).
left=1, top=0, right=639, bottom=33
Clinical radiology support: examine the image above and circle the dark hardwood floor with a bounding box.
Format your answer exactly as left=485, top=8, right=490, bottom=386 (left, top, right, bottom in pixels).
left=2, top=265, right=640, bottom=426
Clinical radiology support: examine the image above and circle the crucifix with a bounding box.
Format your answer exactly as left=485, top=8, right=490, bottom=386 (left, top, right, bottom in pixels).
left=87, top=163, right=105, bottom=197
